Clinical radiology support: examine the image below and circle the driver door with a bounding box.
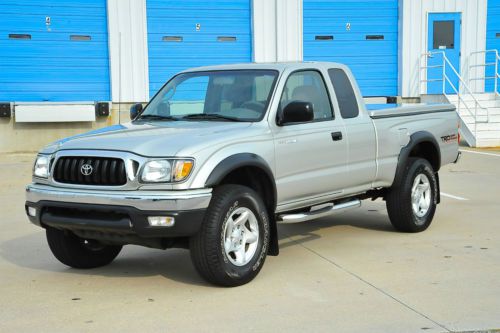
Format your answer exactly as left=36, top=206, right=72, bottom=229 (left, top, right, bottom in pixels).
left=272, top=70, right=349, bottom=207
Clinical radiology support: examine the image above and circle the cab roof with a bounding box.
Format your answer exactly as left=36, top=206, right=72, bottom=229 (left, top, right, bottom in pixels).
left=180, top=61, right=348, bottom=73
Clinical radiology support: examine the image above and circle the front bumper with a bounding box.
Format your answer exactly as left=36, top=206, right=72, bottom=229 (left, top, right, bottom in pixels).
left=25, top=183, right=212, bottom=238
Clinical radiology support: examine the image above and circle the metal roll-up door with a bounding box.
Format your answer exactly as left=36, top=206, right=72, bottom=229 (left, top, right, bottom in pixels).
left=303, top=0, right=399, bottom=97
left=0, top=0, right=111, bottom=102
left=146, top=0, right=252, bottom=96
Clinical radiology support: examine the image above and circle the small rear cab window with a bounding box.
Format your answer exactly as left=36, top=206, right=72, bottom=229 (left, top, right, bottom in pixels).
left=328, top=68, right=359, bottom=119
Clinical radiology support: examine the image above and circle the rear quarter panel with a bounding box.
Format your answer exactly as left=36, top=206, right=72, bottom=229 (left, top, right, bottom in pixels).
left=372, top=110, right=459, bottom=187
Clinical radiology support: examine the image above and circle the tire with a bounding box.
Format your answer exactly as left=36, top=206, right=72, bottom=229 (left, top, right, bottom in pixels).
left=386, top=157, right=438, bottom=232
left=190, top=184, right=270, bottom=287
left=46, top=227, right=122, bottom=269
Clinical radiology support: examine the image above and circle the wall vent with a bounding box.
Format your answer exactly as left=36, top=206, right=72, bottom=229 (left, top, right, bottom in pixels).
left=315, top=35, right=334, bottom=40
left=162, top=36, right=183, bottom=42
left=70, top=35, right=91, bottom=41
left=217, top=36, right=236, bottom=42
left=366, top=35, right=384, bottom=40
left=9, top=34, right=31, bottom=40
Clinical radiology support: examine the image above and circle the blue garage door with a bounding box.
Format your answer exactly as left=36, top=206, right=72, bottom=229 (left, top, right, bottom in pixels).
left=303, top=0, right=399, bottom=97
left=147, top=0, right=252, bottom=96
left=0, top=0, right=110, bottom=102
left=486, top=0, right=500, bottom=93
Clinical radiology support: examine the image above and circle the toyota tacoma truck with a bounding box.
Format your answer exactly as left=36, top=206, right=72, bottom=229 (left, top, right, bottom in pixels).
left=25, top=62, right=460, bottom=286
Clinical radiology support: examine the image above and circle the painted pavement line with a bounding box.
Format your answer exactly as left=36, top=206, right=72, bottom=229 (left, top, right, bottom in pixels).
left=440, top=192, right=469, bottom=201
left=460, top=149, right=500, bottom=157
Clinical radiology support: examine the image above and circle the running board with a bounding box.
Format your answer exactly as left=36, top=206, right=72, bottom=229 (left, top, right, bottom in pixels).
left=277, top=199, right=361, bottom=224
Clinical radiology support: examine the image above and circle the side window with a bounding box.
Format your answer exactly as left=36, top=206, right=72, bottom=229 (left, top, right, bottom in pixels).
left=280, top=70, right=333, bottom=121
left=328, top=68, right=359, bottom=119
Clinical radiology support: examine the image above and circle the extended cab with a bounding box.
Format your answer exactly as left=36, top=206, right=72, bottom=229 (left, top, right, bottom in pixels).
left=25, top=62, right=460, bottom=286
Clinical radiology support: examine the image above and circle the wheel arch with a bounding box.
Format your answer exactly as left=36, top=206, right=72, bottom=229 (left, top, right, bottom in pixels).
left=398, top=131, right=441, bottom=171
left=205, top=153, right=279, bottom=256
left=394, top=131, right=441, bottom=203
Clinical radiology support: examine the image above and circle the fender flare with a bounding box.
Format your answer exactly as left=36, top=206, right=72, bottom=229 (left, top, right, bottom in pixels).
left=397, top=131, right=441, bottom=171
left=205, top=153, right=276, bottom=198
left=394, top=131, right=441, bottom=203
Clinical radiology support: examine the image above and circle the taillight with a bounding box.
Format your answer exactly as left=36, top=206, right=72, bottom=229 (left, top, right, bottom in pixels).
left=457, top=121, right=461, bottom=143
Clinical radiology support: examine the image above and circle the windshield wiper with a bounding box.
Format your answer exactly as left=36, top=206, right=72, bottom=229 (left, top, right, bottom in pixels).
left=180, top=113, right=245, bottom=122
left=135, top=114, right=179, bottom=121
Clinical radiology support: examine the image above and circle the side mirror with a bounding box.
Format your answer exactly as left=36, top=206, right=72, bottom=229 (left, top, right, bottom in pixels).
left=279, top=101, right=314, bottom=125
left=130, top=103, right=143, bottom=120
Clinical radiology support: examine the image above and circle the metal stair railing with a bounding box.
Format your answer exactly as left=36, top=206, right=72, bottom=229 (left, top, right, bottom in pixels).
left=420, top=51, right=489, bottom=139
left=469, top=49, right=500, bottom=97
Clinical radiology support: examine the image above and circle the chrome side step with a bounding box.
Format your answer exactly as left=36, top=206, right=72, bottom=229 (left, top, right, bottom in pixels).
left=277, top=199, right=361, bottom=224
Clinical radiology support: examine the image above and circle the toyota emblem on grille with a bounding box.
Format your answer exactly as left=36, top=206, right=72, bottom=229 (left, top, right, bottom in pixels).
left=81, top=164, right=93, bottom=176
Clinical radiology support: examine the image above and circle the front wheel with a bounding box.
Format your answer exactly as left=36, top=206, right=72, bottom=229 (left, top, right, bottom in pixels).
left=190, top=185, right=270, bottom=287
left=386, top=158, right=438, bottom=232
left=46, top=227, right=122, bottom=269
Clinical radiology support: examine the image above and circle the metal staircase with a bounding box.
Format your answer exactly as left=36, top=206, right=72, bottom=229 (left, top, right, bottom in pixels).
left=420, top=50, right=500, bottom=147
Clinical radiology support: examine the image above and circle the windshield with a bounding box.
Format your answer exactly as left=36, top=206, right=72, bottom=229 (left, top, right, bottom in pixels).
left=137, top=70, right=279, bottom=122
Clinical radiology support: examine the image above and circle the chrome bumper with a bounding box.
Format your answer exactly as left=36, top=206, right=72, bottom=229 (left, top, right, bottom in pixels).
left=26, top=183, right=212, bottom=211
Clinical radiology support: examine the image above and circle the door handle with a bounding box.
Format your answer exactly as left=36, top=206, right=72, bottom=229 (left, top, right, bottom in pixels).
left=331, top=131, right=343, bottom=141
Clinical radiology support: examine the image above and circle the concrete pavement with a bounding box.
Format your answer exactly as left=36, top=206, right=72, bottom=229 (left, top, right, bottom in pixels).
left=0, top=149, right=499, bottom=332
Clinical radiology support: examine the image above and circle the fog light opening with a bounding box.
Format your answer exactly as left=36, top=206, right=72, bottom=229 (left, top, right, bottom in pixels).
left=147, top=216, right=175, bottom=227
left=27, top=206, right=37, bottom=217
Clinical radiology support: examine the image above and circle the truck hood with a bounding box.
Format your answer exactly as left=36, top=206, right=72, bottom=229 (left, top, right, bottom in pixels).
left=41, top=121, right=252, bottom=157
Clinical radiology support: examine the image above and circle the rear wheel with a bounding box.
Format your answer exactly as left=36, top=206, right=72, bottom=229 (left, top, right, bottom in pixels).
left=46, top=227, right=122, bottom=268
left=190, top=185, right=270, bottom=287
left=386, top=158, right=438, bottom=232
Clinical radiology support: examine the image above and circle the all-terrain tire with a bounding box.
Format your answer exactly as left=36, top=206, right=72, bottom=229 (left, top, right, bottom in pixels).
left=46, top=227, right=122, bottom=269
left=386, top=157, right=438, bottom=232
left=190, top=185, right=270, bottom=287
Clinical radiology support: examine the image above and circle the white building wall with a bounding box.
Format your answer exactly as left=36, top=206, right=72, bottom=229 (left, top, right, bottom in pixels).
left=252, top=0, right=277, bottom=62
left=400, top=0, right=487, bottom=98
left=253, top=0, right=303, bottom=62
left=107, top=0, right=149, bottom=103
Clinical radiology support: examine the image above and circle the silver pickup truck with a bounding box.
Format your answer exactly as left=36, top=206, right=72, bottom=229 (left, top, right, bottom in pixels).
left=25, top=62, right=460, bottom=286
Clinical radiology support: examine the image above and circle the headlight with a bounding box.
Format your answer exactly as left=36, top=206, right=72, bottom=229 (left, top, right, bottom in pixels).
left=141, top=160, right=172, bottom=182
left=33, top=155, right=50, bottom=178
left=140, top=159, right=194, bottom=183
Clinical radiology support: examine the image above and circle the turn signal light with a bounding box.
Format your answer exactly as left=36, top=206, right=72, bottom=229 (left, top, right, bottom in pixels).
left=173, top=160, right=194, bottom=181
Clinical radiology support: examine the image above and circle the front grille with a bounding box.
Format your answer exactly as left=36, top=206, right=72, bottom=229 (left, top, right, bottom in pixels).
left=53, top=157, right=127, bottom=186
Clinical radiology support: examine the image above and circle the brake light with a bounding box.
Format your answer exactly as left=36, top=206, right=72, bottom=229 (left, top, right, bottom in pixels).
left=457, top=121, right=461, bottom=143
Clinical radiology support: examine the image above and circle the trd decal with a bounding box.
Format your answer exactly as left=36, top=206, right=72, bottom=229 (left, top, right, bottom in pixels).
left=441, top=134, right=458, bottom=143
